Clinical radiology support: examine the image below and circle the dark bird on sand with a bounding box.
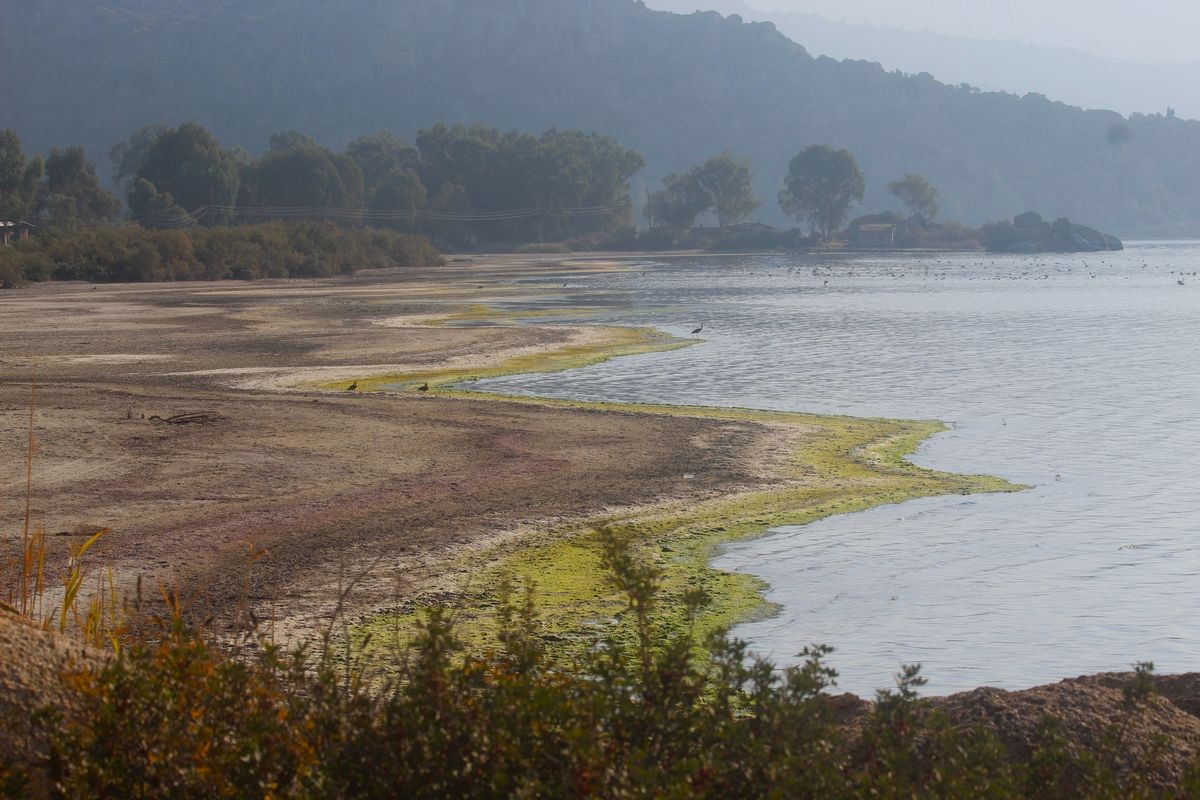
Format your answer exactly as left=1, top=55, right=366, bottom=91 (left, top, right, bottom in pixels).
left=691, top=323, right=704, bottom=335
left=417, top=382, right=429, bottom=392
left=346, top=381, right=358, bottom=391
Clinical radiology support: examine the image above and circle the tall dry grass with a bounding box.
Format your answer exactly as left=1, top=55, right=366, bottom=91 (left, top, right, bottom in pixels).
left=4, top=380, right=123, bottom=650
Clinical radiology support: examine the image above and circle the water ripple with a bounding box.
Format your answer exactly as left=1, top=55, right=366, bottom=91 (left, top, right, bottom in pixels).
left=480, top=244, right=1200, bottom=694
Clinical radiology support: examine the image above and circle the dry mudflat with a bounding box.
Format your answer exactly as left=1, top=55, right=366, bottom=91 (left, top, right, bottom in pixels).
left=2, top=257, right=1199, bottom=784
left=0, top=257, right=784, bottom=641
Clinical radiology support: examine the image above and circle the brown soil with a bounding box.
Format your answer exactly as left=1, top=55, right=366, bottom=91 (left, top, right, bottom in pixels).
left=0, top=259, right=785, bottom=642
left=830, top=672, right=1200, bottom=786
left=938, top=674, right=1200, bottom=784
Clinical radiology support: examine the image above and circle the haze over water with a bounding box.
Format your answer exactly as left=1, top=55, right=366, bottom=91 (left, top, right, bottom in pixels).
left=476, top=242, right=1200, bottom=696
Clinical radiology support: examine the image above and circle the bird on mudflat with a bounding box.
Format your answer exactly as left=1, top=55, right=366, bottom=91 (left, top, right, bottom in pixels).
left=691, top=323, right=704, bottom=335
left=417, top=382, right=429, bottom=392
left=346, top=381, right=358, bottom=391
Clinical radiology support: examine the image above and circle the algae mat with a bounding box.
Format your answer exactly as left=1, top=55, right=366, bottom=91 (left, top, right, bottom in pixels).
left=326, top=306, right=1022, bottom=660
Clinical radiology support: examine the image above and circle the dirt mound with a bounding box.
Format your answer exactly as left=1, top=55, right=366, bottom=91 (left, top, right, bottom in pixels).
left=824, top=673, right=1200, bottom=785
left=938, top=675, right=1200, bottom=784
left=1079, top=671, right=1200, bottom=722
left=0, top=606, right=105, bottom=771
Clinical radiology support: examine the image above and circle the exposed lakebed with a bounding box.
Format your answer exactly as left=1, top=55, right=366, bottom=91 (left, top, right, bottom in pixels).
left=475, top=243, right=1200, bottom=695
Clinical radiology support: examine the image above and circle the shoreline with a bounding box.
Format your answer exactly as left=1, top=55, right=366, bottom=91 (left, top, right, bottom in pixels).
left=0, top=258, right=815, bottom=647
left=303, top=262, right=1023, bottom=660
left=351, top=393, right=1021, bottom=661
left=0, top=254, right=1021, bottom=659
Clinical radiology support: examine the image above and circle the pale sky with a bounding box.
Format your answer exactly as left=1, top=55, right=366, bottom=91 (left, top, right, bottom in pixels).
left=753, top=0, right=1200, bottom=63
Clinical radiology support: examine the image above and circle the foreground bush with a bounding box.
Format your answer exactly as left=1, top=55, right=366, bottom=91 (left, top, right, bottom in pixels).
left=0, top=222, right=441, bottom=285
left=2, top=532, right=1197, bottom=798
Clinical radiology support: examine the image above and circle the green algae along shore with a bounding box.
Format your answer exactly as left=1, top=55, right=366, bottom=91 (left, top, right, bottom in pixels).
left=320, top=298, right=1023, bottom=662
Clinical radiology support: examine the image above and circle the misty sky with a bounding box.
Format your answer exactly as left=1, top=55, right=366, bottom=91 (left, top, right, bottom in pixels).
left=754, top=0, right=1200, bottom=62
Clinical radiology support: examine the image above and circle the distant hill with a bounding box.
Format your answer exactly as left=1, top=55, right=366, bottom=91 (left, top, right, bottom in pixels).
left=4, top=0, right=1200, bottom=235
left=648, top=0, right=1200, bottom=122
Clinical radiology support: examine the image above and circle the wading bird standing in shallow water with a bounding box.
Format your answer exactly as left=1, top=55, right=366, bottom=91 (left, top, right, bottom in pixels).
left=691, top=323, right=704, bottom=335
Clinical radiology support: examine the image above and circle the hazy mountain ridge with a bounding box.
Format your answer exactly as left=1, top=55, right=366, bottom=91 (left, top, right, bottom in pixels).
left=3, top=0, right=1200, bottom=234
left=648, top=0, right=1200, bottom=121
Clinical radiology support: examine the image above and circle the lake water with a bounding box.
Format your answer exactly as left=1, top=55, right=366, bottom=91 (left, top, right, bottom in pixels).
left=474, top=243, right=1200, bottom=696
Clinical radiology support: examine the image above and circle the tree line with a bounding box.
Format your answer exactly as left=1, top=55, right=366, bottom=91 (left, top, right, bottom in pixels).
left=4, top=122, right=943, bottom=252
left=0, top=122, right=652, bottom=284
left=2, top=123, right=645, bottom=245
left=11, top=0, right=1200, bottom=235
left=0, top=123, right=646, bottom=246
left=648, top=145, right=941, bottom=240
left=0, top=130, right=121, bottom=227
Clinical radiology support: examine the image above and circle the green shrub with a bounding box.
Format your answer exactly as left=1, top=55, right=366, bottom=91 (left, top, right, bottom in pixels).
left=5, top=222, right=441, bottom=284
left=4, top=532, right=1194, bottom=798
left=0, top=249, right=25, bottom=288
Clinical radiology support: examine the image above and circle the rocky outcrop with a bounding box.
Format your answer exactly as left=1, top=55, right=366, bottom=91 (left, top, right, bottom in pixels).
left=984, top=211, right=1124, bottom=252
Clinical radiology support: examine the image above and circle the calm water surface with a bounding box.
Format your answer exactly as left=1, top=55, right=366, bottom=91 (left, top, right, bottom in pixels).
left=475, top=242, right=1200, bottom=695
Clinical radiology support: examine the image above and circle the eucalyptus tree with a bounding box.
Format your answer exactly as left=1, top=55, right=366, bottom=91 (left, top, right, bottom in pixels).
left=37, top=147, right=121, bottom=225
left=125, top=123, right=241, bottom=217
left=416, top=124, right=642, bottom=242
left=647, top=171, right=711, bottom=229
left=0, top=129, right=43, bottom=220
left=649, top=152, right=757, bottom=229
left=239, top=134, right=365, bottom=210
left=779, top=145, right=864, bottom=239
left=347, top=131, right=424, bottom=223
left=693, top=151, right=758, bottom=227
left=888, top=173, right=939, bottom=223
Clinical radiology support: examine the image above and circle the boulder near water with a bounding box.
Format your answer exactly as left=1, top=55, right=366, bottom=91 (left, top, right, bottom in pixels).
left=984, top=211, right=1124, bottom=252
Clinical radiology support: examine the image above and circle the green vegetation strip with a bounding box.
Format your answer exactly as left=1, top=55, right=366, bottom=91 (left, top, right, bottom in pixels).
left=323, top=307, right=1022, bottom=661
left=356, top=402, right=1020, bottom=661
left=337, top=321, right=690, bottom=394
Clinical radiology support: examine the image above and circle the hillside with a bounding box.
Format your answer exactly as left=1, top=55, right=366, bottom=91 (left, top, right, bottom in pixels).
left=4, top=0, right=1200, bottom=234
left=648, top=0, right=1200, bottom=122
